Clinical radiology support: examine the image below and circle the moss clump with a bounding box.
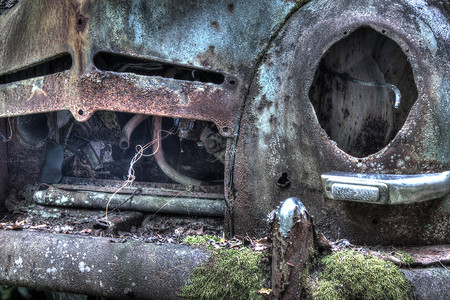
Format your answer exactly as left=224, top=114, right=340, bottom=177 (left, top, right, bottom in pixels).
left=308, top=247, right=319, bottom=259
left=183, top=235, right=221, bottom=246
left=395, top=251, right=415, bottom=265
left=313, top=250, right=412, bottom=300
left=179, top=248, right=267, bottom=300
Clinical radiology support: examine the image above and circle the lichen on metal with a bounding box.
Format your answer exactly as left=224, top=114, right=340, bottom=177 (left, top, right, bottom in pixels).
left=0, top=0, right=449, bottom=298
left=232, top=0, right=450, bottom=244
left=0, top=0, right=295, bottom=136
left=0, top=230, right=209, bottom=299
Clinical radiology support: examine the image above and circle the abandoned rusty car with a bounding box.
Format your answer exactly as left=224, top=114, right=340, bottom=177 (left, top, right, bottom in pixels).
left=0, top=0, right=449, bottom=299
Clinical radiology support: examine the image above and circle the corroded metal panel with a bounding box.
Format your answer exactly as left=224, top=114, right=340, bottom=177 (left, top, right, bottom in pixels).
left=231, top=0, right=449, bottom=244
left=0, top=0, right=74, bottom=74
left=88, top=0, right=291, bottom=72
left=0, top=230, right=208, bottom=299
left=0, top=0, right=294, bottom=137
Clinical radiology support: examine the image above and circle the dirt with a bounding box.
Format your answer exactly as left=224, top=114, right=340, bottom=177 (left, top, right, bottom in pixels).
left=0, top=202, right=225, bottom=244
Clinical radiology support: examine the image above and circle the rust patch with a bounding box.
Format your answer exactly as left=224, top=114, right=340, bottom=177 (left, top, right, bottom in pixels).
left=230, top=0, right=449, bottom=245
left=0, top=0, right=73, bottom=75
left=76, top=71, right=238, bottom=136
left=270, top=198, right=315, bottom=298
left=0, top=69, right=241, bottom=138
left=211, top=20, right=220, bottom=31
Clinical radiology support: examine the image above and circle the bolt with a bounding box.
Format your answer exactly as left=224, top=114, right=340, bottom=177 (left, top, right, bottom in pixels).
left=123, top=287, right=133, bottom=296
left=206, top=138, right=217, bottom=150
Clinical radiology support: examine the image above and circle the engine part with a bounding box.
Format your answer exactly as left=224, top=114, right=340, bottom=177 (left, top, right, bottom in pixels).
left=200, top=125, right=226, bottom=155
left=83, top=141, right=114, bottom=170
left=119, top=114, right=149, bottom=150
left=40, top=141, right=64, bottom=184
left=152, top=116, right=204, bottom=186
left=34, top=186, right=225, bottom=217
left=16, top=114, right=49, bottom=147
left=176, top=118, right=198, bottom=140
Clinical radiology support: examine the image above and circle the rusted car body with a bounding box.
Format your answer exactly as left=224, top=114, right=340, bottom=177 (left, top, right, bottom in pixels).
left=0, top=0, right=449, bottom=298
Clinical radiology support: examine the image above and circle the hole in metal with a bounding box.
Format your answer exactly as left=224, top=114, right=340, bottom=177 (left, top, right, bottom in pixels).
left=309, top=27, right=418, bottom=157
left=276, top=172, right=290, bottom=188
left=0, top=53, right=72, bottom=85
left=94, top=52, right=225, bottom=84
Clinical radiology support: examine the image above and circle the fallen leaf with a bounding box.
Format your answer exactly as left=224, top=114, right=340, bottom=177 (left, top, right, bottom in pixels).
left=256, top=288, right=272, bottom=295
left=174, top=227, right=185, bottom=235
left=193, top=226, right=204, bottom=235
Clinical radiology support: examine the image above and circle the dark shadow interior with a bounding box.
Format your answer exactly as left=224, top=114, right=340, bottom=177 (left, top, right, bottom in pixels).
left=0, top=53, right=72, bottom=85
left=309, top=27, right=418, bottom=157
left=94, top=52, right=225, bottom=84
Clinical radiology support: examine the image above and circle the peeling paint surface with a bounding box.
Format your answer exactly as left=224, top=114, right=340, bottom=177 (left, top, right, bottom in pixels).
left=0, top=0, right=294, bottom=136
left=0, top=1, right=448, bottom=297
left=232, top=0, right=450, bottom=244
left=0, top=230, right=209, bottom=299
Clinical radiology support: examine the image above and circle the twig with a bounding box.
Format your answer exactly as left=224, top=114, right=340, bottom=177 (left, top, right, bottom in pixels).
left=148, top=190, right=185, bottom=220
left=105, top=125, right=178, bottom=223
left=439, top=261, right=449, bottom=272
left=103, top=188, right=142, bottom=216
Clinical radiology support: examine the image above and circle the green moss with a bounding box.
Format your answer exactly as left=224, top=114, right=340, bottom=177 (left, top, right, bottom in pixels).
left=308, top=247, right=319, bottom=259
left=314, top=280, right=341, bottom=300
left=182, top=235, right=221, bottom=246
left=313, top=250, right=412, bottom=300
left=395, top=251, right=415, bottom=265
left=179, top=248, right=267, bottom=300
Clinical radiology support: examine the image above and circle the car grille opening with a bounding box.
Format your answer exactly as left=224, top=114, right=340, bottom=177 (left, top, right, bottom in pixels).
left=0, top=53, right=72, bottom=85
left=94, top=52, right=225, bottom=84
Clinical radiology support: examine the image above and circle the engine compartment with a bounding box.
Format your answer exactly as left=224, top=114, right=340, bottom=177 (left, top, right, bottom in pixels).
left=0, top=112, right=226, bottom=241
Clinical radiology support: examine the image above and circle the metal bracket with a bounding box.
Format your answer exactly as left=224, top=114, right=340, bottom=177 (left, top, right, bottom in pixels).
left=321, top=171, right=450, bottom=204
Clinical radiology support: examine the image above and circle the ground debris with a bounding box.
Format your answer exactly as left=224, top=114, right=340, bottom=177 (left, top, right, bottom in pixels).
left=181, top=234, right=271, bottom=252
left=328, top=238, right=450, bottom=268
left=1, top=204, right=224, bottom=244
